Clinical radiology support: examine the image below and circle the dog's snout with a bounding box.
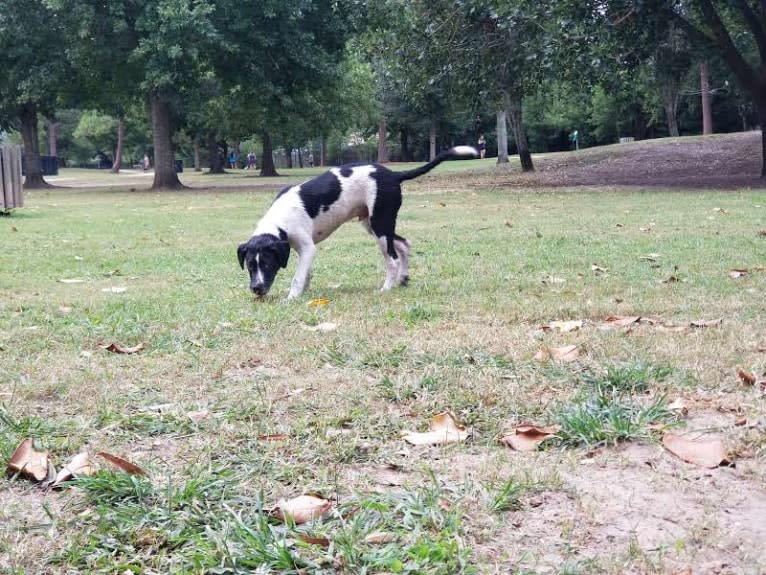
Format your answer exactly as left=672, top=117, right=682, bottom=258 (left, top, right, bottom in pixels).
left=251, top=283, right=266, bottom=296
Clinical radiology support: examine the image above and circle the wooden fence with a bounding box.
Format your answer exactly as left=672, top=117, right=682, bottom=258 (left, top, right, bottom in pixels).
left=0, top=146, right=23, bottom=210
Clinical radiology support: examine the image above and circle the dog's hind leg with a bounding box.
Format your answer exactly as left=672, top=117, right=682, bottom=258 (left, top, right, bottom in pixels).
left=376, top=235, right=401, bottom=291
left=393, top=234, right=410, bottom=286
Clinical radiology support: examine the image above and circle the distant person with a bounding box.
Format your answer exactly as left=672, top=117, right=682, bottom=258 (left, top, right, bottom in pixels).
left=229, top=151, right=238, bottom=169
left=569, top=130, right=579, bottom=151
left=143, top=153, right=151, bottom=171
left=308, top=153, right=314, bottom=168
left=246, top=152, right=256, bottom=170
left=477, top=134, right=486, bottom=159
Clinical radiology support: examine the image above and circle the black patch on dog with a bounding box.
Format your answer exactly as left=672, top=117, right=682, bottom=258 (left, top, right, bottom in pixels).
left=298, top=172, right=343, bottom=218
left=369, top=170, right=403, bottom=258
left=340, top=166, right=353, bottom=178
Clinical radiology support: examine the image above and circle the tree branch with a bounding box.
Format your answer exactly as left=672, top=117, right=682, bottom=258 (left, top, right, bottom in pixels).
left=699, top=0, right=759, bottom=93
left=733, top=0, right=766, bottom=62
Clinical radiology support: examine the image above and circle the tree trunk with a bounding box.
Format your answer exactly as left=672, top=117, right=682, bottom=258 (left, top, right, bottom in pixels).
left=48, top=121, right=58, bottom=157
left=377, top=119, right=388, bottom=163
left=286, top=146, right=294, bottom=169
left=320, top=135, right=328, bottom=167
left=700, top=61, right=714, bottom=135
left=507, top=97, right=534, bottom=172
left=207, top=131, right=224, bottom=173
left=149, top=92, right=183, bottom=189
left=400, top=128, right=411, bottom=162
left=428, top=120, right=437, bottom=161
left=758, top=103, right=766, bottom=178
left=298, top=148, right=303, bottom=168
left=20, top=102, right=49, bottom=189
left=110, top=117, right=125, bottom=173
left=193, top=141, right=201, bottom=171
left=496, top=108, right=509, bottom=164
left=260, top=132, right=279, bottom=176
left=662, top=78, right=681, bottom=137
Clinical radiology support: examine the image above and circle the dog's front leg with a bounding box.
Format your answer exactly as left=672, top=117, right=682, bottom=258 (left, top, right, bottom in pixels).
left=287, top=242, right=316, bottom=300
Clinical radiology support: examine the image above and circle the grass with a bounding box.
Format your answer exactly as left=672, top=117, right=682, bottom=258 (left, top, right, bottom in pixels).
left=1, top=163, right=765, bottom=573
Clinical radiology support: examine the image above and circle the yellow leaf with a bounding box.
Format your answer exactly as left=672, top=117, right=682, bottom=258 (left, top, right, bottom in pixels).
left=307, top=298, right=330, bottom=308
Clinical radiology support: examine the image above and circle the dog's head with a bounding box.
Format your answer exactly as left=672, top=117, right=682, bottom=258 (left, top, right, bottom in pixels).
left=237, top=233, right=290, bottom=297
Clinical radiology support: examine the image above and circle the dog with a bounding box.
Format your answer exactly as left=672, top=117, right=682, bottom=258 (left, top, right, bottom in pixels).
left=237, top=145, right=478, bottom=299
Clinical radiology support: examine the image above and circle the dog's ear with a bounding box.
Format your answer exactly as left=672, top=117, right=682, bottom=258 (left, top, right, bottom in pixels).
left=237, top=243, right=248, bottom=269
left=274, top=240, right=290, bottom=268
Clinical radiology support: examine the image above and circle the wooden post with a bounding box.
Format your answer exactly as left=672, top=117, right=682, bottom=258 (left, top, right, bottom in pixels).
left=1, top=146, right=24, bottom=210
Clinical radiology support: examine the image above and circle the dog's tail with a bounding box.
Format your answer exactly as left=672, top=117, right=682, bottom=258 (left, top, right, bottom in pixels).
left=394, top=146, right=479, bottom=182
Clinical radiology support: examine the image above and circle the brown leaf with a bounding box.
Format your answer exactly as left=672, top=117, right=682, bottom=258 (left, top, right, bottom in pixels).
left=52, top=452, right=94, bottom=487
left=604, top=315, right=641, bottom=327
left=737, top=367, right=756, bottom=387
left=728, top=269, right=749, bottom=278
left=403, top=411, right=470, bottom=445
left=690, top=318, right=723, bottom=328
left=501, top=424, right=561, bottom=452
left=661, top=275, right=683, bottom=284
left=298, top=534, right=331, bottom=547
left=258, top=433, right=289, bottom=441
left=272, top=495, right=332, bottom=524
left=364, top=532, right=396, bottom=545
left=662, top=433, right=730, bottom=469
left=758, top=230, right=766, bottom=237
left=186, top=409, right=210, bottom=423
left=713, top=207, right=728, bottom=214
left=534, top=345, right=580, bottom=363
left=667, top=398, right=688, bottom=416
left=99, top=342, right=145, bottom=354
left=96, top=452, right=147, bottom=476
left=547, top=320, right=584, bottom=333
left=307, top=297, right=330, bottom=308
left=7, top=439, right=50, bottom=481
left=591, top=264, right=608, bottom=274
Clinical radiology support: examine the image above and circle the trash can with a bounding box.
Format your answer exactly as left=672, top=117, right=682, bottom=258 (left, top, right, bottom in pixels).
left=174, top=159, right=184, bottom=173
left=40, top=156, right=59, bottom=176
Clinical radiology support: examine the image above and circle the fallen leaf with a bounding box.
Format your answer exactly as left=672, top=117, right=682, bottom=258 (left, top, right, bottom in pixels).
left=639, top=226, right=652, bottom=232
left=640, top=253, right=662, bottom=262
left=307, top=298, right=330, bottom=308
left=547, top=320, right=584, bottom=333
left=500, top=424, right=561, bottom=452
left=52, top=452, right=94, bottom=487
left=728, top=269, right=749, bottom=278
left=662, top=433, right=729, bottom=469
left=661, top=275, right=683, bottom=284
left=58, top=278, right=86, bottom=284
left=603, top=315, right=641, bottom=327
left=186, top=409, right=210, bottom=423
left=690, top=318, right=722, bottom=328
left=99, top=342, right=145, bottom=354
left=758, top=230, right=766, bottom=237
left=615, top=223, right=624, bottom=228
left=102, top=286, right=127, bottom=293
left=364, top=532, right=396, bottom=544
left=542, top=275, right=565, bottom=285
left=403, top=411, right=470, bottom=446
left=713, top=207, right=728, bottom=214
left=7, top=439, right=50, bottom=481
left=258, top=433, right=289, bottom=441
left=272, top=495, right=332, bottom=524
left=303, top=322, right=337, bottom=333
left=298, top=534, right=330, bottom=547
left=534, top=345, right=580, bottom=363
left=504, top=220, right=513, bottom=227
left=96, top=452, right=147, bottom=476
left=737, top=367, right=756, bottom=386
left=591, top=264, right=608, bottom=274
left=667, top=398, right=688, bottom=416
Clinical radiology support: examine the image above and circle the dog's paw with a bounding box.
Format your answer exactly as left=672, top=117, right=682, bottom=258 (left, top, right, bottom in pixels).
left=399, top=275, right=410, bottom=287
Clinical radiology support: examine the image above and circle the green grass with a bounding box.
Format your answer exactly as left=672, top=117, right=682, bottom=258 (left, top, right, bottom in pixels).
left=1, top=170, right=765, bottom=573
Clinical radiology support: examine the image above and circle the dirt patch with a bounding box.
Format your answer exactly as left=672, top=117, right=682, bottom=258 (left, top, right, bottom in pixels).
left=473, top=131, right=766, bottom=190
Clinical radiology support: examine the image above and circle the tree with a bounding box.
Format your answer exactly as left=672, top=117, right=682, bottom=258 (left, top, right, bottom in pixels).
left=0, top=0, right=71, bottom=188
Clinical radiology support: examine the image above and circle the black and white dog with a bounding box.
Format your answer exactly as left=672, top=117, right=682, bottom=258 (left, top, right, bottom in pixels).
left=237, top=146, right=478, bottom=299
